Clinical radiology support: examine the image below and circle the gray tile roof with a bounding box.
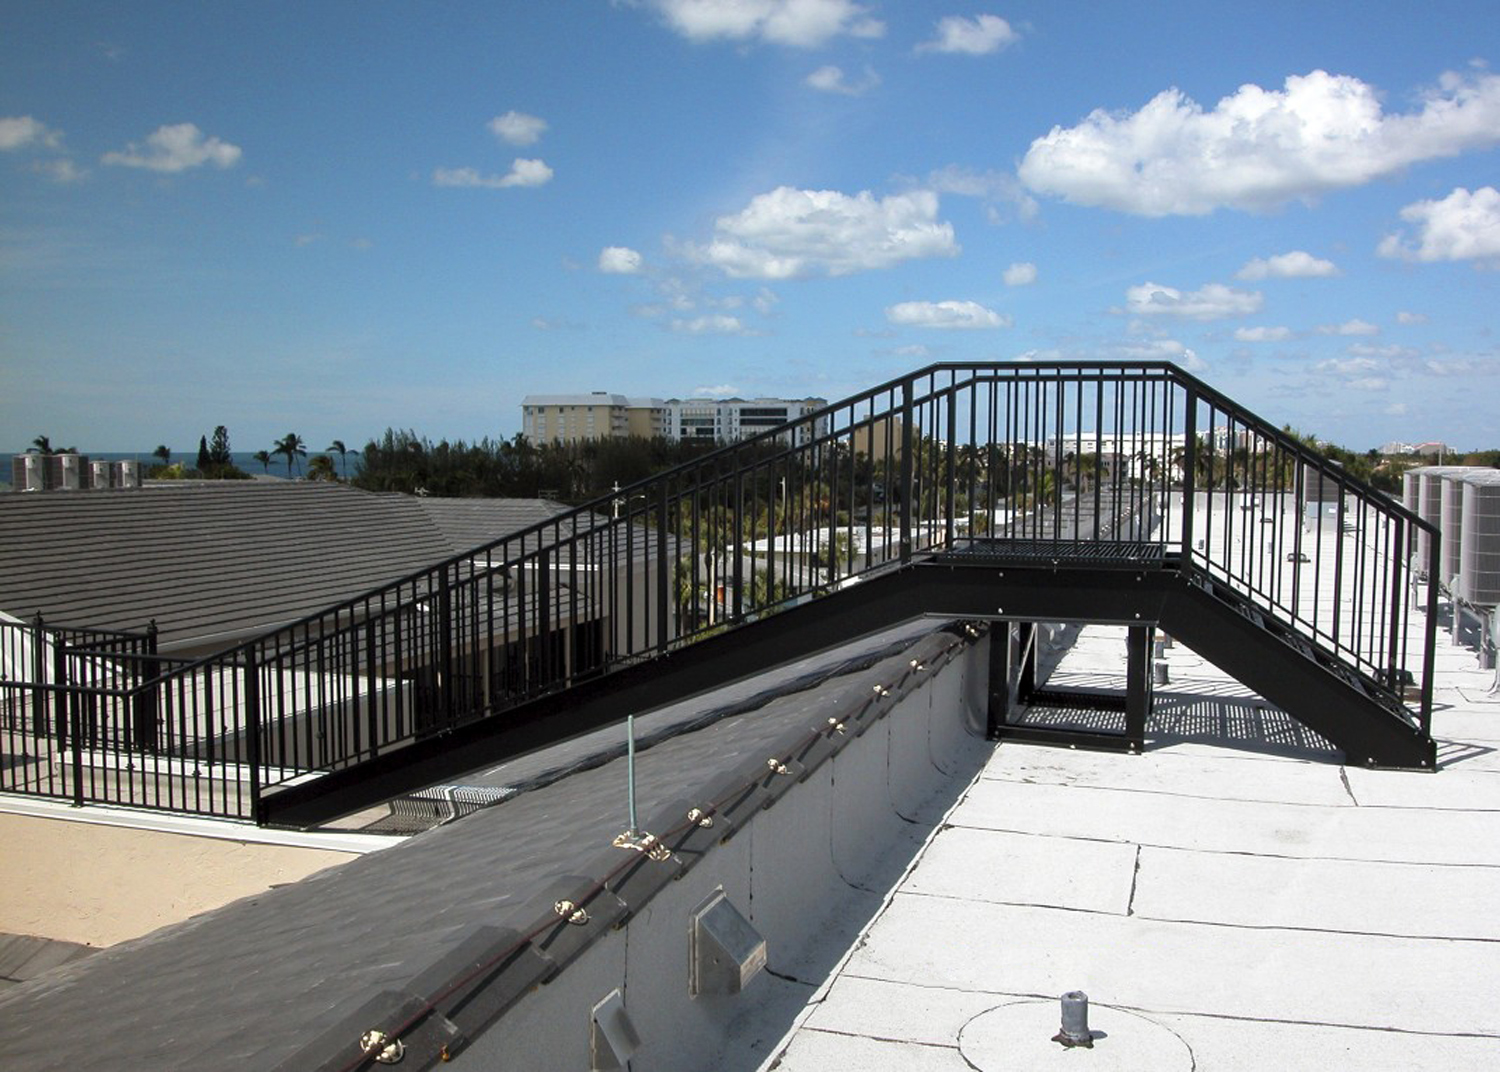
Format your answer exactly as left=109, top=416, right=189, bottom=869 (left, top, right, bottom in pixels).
left=0, top=622, right=953, bottom=1071
left=0, top=483, right=569, bottom=650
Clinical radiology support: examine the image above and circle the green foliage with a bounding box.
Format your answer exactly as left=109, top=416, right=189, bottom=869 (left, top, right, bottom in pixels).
left=351, top=431, right=724, bottom=501
left=307, top=454, right=339, bottom=481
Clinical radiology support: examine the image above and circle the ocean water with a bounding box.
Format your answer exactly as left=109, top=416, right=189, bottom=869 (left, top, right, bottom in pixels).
left=4, top=450, right=361, bottom=486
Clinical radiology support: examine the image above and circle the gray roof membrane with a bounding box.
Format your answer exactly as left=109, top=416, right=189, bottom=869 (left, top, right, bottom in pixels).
left=0, top=483, right=570, bottom=648
left=0, top=621, right=970, bottom=1071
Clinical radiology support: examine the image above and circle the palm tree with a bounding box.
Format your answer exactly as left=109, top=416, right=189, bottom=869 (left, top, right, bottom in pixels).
left=252, top=450, right=272, bottom=474
left=327, top=439, right=349, bottom=480
left=273, top=433, right=306, bottom=477
left=307, top=454, right=338, bottom=482
left=153, top=444, right=171, bottom=467
left=30, top=435, right=51, bottom=454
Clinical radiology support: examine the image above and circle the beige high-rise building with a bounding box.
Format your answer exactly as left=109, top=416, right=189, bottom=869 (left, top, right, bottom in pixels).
left=521, top=393, right=828, bottom=447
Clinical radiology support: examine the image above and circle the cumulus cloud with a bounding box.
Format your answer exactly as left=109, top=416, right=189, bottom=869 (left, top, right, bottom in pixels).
left=488, top=111, right=548, bottom=146
left=694, top=383, right=740, bottom=396
left=1314, top=318, right=1379, bottom=336
left=0, top=116, right=62, bottom=151
left=1396, top=310, right=1429, bottom=325
left=805, top=64, right=880, bottom=95
left=672, top=314, right=752, bottom=335
left=885, top=300, right=1011, bottom=329
left=1347, top=343, right=1419, bottom=359
left=33, top=158, right=84, bottom=183
left=1236, top=250, right=1340, bottom=280
left=1123, top=281, right=1263, bottom=320
left=918, top=14, right=1019, bottom=55
left=645, top=0, right=883, bottom=48
left=688, top=186, right=958, bottom=278
left=1379, top=186, right=1500, bottom=262
left=598, top=246, right=643, bottom=273
left=1018, top=69, right=1500, bottom=216
left=1003, top=261, right=1037, bottom=286
left=1118, top=337, right=1206, bottom=371
left=926, top=164, right=1038, bottom=221
left=1315, top=356, right=1381, bottom=376
left=1235, top=325, right=1292, bottom=342
left=103, top=123, right=241, bottom=172
left=432, top=159, right=553, bottom=189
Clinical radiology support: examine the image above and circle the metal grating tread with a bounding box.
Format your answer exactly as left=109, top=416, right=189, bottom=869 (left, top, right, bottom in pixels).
left=938, top=539, right=1168, bottom=568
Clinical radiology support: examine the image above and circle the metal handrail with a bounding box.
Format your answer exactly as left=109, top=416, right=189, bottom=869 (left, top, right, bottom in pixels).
left=1, top=363, right=1438, bottom=821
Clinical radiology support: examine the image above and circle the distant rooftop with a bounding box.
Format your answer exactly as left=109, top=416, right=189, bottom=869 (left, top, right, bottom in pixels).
left=0, top=482, right=568, bottom=650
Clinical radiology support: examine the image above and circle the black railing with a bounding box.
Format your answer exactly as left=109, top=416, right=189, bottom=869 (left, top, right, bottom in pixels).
left=0, top=363, right=1439, bottom=821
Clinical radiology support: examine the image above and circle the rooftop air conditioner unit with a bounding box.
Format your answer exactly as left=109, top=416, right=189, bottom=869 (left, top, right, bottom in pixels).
left=89, top=460, right=112, bottom=489
left=1460, top=471, right=1500, bottom=607
left=115, top=460, right=141, bottom=488
left=11, top=454, right=43, bottom=492
left=1441, top=472, right=1469, bottom=590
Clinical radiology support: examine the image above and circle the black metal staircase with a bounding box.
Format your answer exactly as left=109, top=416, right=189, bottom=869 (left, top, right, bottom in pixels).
left=2, top=363, right=1440, bottom=826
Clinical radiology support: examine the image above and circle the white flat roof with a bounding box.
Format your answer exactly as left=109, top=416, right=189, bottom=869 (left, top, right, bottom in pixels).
left=762, top=558, right=1500, bottom=1068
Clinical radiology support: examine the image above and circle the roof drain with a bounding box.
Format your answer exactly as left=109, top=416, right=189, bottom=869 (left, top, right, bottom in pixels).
left=1052, top=991, right=1094, bottom=1048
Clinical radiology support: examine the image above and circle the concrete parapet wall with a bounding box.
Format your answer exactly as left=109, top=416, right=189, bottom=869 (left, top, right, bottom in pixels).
left=464, top=630, right=987, bottom=1071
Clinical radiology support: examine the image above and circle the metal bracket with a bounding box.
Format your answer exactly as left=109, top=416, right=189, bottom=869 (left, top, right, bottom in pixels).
left=612, top=830, right=672, bottom=862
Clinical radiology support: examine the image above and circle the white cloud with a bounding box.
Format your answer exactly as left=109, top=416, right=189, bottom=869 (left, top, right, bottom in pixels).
left=1315, top=356, right=1381, bottom=375
left=672, top=314, right=752, bottom=335
left=926, top=165, right=1038, bottom=221
left=1396, top=310, right=1429, bottom=325
left=805, top=64, right=879, bottom=95
left=102, top=123, right=241, bottom=172
left=1018, top=69, right=1500, bottom=216
left=1236, top=250, right=1340, bottom=279
left=917, top=14, right=1019, bottom=55
left=1347, top=343, right=1419, bottom=359
left=645, top=0, right=883, bottom=48
left=885, top=300, right=1011, bottom=330
left=1003, top=261, right=1037, bottom=286
left=1386, top=402, right=1409, bottom=415
left=752, top=287, right=779, bottom=315
left=689, top=186, right=959, bottom=279
left=0, top=116, right=62, bottom=150
left=488, top=111, right=548, bottom=146
left=598, top=246, right=643, bottom=273
left=432, top=159, right=553, bottom=189
left=1235, top=325, right=1292, bottom=342
left=1123, top=281, right=1262, bottom=320
left=32, top=158, right=84, bottom=183
left=1117, top=337, right=1205, bottom=370
left=1348, top=377, right=1389, bottom=391
left=1379, top=186, right=1500, bottom=263
left=693, top=383, right=740, bottom=396
left=1315, top=318, right=1379, bottom=336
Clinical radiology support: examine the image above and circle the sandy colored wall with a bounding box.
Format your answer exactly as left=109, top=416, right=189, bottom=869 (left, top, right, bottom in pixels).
left=0, top=814, right=359, bottom=948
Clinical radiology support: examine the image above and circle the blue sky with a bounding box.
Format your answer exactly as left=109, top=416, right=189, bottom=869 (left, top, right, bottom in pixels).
left=2, top=0, right=1497, bottom=456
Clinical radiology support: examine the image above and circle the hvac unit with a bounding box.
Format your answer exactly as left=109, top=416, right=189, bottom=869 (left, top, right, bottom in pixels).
left=42, top=453, right=87, bottom=490
left=115, top=460, right=141, bottom=488
left=1415, top=466, right=1478, bottom=570
left=1441, top=471, right=1468, bottom=587
left=1460, top=471, right=1500, bottom=607
left=89, top=460, right=112, bottom=489
left=1403, top=468, right=1421, bottom=516
left=10, top=454, right=43, bottom=492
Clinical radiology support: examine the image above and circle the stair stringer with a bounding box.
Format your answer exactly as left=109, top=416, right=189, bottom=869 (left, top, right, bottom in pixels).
left=1155, top=572, right=1436, bottom=770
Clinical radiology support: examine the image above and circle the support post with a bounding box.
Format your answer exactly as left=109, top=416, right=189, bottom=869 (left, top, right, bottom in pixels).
left=245, top=647, right=264, bottom=825
left=1126, top=625, right=1150, bottom=753
left=30, top=613, right=46, bottom=738
left=986, top=622, right=1012, bottom=739
left=900, top=379, right=914, bottom=564
left=1180, top=389, right=1197, bottom=561
left=1016, top=622, right=1037, bottom=704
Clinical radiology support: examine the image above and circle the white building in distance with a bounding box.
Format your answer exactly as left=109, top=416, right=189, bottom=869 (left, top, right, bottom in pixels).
left=522, top=393, right=828, bottom=447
